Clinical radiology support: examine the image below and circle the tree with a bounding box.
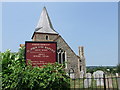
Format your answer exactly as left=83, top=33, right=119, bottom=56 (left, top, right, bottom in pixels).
left=117, top=64, right=120, bottom=73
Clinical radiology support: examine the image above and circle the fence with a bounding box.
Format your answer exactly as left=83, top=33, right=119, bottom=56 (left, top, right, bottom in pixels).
left=69, top=73, right=120, bottom=89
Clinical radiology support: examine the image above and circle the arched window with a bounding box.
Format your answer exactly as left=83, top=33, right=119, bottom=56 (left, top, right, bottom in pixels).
left=59, top=53, right=61, bottom=64
left=57, top=48, right=66, bottom=64
left=80, top=66, right=82, bottom=71
left=46, top=35, right=49, bottom=40
left=80, top=60, right=82, bottom=62
left=62, top=53, right=65, bottom=63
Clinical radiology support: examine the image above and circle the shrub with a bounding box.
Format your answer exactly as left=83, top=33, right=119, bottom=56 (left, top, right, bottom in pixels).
left=117, top=64, right=120, bottom=73
left=2, top=47, right=70, bottom=89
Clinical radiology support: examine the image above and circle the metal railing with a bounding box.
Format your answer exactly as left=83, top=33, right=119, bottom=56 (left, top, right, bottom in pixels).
left=69, top=73, right=120, bottom=90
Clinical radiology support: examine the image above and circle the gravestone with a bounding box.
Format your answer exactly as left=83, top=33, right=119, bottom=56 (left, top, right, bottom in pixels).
left=93, top=70, right=104, bottom=86
left=105, top=75, right=113, bottom=88
left=118, top=73, right=120, bottom=90
left=80, top=71, right=84, bottom=78
left=84, top=79, right=89, bottom=88
left=69, top=68, right=75, bottom=79
left=84, top=73, right=92, bottom=88
left=116, top=73, right=119, bottom=77
left=70, top=73, right=74, bottom=79
left=118, top=78, right=120, bottom=90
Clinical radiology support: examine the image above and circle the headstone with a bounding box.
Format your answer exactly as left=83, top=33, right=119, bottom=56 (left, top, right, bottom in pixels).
left=108, top=78, right=113, bottom=88
left=106, top=78, right=113, bottom=88
left=116, top=73, right=119, bottom=77
left=84, top=79, right=89, bottom=88
left=118, top=78, right=120, bottom=90
left=116, top=73, right=120, bottom=89
left=80, top=71, right=84, bottom=78
left=84, top=73, right=92, bottom=88
left=69, top=69, right=75, bottom=79
left=93, top=70, right=104, bottom=86
left=117, top=74, right=120, bottom=90
left=70, top=73, right=74, bottom=79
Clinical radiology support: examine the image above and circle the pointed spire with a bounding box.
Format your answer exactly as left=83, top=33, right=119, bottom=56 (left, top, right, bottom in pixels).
left=35, top=7, right=58, bottom=34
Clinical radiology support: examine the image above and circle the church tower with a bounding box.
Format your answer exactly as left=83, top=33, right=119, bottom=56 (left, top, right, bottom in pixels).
left=32, top=7, right=86, bottom=78
left=32, top=7, right=59, bottom=41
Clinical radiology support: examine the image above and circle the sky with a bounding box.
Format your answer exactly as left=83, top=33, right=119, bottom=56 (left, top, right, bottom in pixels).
left=1, top=2, right=118, bottom=66
left=118, top=1, right=120, bottom=64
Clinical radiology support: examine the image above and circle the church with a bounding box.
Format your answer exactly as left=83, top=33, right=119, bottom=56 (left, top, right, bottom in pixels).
left=27, top=7, right=86, bottom=78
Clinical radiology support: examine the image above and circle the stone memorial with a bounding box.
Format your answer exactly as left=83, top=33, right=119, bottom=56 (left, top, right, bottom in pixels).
left=93, top=70, right=104, bottom=86
left=116, top=73, right=119, bottom=77
left=70, top=73, right=75, bottom=79
left=84, top=73, right=92, bottom=88
left=69, top=68, right=75, bottom=79
left=84, top=79, right=89, bottom=88
left=118, top=78, right=120, bottom=90
left=80, top=71, right=84, bottom=78
left=118, top=73, right=120, bottom=90
left=105, top=75, right=113, bottom=88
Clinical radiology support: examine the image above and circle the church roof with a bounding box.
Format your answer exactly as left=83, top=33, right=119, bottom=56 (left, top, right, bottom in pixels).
left=34, top=7, right=58, bottom=34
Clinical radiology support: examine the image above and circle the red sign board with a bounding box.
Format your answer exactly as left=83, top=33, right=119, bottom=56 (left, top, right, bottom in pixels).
left=25, top=41, right=57, bottom=67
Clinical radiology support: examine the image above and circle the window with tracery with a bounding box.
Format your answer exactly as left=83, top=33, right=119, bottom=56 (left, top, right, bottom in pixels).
left=57, top=48, right=66, bottom=64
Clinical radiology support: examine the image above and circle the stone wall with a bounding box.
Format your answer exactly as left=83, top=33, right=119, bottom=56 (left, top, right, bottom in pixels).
left=54, top=36, right=80, bottom=78
left=32, top=33, right=58, bottom=41
left=80, top=57, right=86, bottom=76
left=32, top=33, right=86, bottom=78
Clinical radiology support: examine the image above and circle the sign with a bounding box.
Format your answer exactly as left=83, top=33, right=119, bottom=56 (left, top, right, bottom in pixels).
left=25, top=41, right=57, bottom=67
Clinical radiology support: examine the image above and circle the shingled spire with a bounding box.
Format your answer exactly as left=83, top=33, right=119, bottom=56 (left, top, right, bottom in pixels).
left=35, top=7, right=58, bottom=34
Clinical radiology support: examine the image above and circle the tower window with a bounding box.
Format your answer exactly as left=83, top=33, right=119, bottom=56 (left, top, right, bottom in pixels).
left=80, top=66, right=82, bottom=71
left=46, top=35, right=49, bottom=40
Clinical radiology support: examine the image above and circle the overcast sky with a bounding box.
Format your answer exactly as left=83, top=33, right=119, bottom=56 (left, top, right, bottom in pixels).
left=1, top=2, right=118, bottom=66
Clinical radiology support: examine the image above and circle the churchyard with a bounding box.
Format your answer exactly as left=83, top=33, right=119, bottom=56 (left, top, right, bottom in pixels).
left=70, top=70, right=120, bottom=89
left=1, top=48, right=120, bottom=89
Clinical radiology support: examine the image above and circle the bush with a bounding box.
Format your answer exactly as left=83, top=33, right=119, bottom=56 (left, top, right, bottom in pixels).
left=86, top=66, right=118, bottom=74
left=117, top=64, right=120, bottom=73
left=1, top=47, right=70, bottom=89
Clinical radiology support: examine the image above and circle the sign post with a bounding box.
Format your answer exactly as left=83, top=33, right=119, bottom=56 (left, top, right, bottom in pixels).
left=25, top=41, right=57, bottom=67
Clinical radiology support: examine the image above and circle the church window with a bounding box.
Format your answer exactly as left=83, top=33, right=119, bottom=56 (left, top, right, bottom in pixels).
left=62, top=53, right=65, bottom=63
left=57, top=48, right=66, bottom=64
left=80, top=66, right=82, bottom=71
left=59, top=53, right=62, bottom=64
left=46, top=35, right=49, bottom=40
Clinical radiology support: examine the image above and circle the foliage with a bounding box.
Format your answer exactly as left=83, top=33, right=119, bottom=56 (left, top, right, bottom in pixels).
left=1, top=47, right=70, bottom=89
left=116, top=64, right=120, bottom=73
left=86, top=66, right=117, bottom=74
left=86, top=66, right=105, bottom=74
